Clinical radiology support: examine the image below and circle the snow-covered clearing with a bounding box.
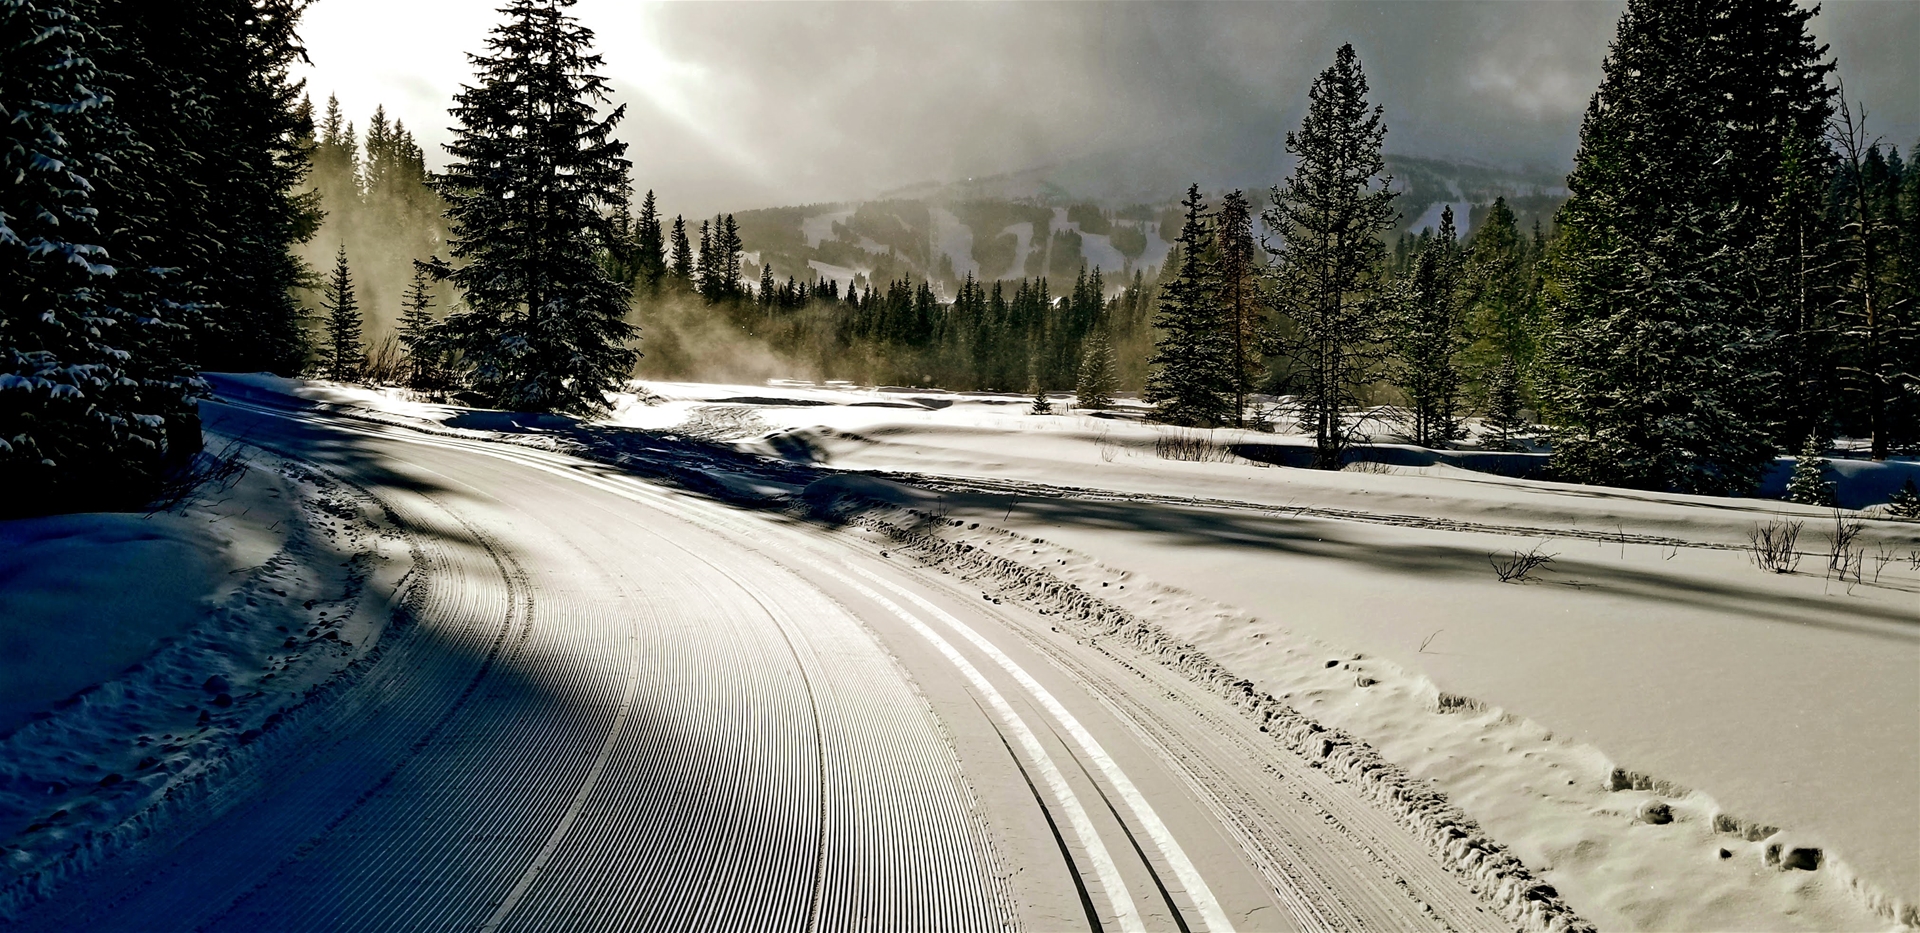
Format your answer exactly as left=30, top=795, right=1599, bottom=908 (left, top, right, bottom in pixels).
left=800, top=207, right=855, bottom=248
left=931, top=206, right=980, bottom=281
left=517, top=378, right=1912, bottom=929
left=1051, top=206, right=1131, bottom=273
left=0, top=444, right=410, bottom=910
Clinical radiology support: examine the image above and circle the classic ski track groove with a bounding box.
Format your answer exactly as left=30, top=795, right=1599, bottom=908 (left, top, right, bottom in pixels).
left=308, top=404, right=1524, bottom=929
left=960, top=583, right=1493, bottom=933
left=494, top=434, right=1503, bottom=933
left=17, top=397, right=1584, bottom=933
left=15, top=402, right=1015, bottom=933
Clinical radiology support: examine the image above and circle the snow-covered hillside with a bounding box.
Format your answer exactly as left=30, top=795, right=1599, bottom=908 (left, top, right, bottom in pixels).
left=727, top=153, right=1568, bottom=298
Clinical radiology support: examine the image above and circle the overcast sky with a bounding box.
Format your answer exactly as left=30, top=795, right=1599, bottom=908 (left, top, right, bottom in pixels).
left=294, top=1, right=1919, bottom=219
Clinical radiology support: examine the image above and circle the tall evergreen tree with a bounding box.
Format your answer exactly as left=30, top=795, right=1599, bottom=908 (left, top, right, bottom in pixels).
left=1829, top=106, right=1916, bottom=459
left=668, top=214, right=692, bottom=285
left=693, top=219, right=712, bottom=299
left=1, top=0, right=201, bottom=514
left=1075, top=328, right=1119, bottom=409
left=1538, top=0, right=1835, bottom=495
left=1393, top=205, right=1468, bottom=446
left=322, top=247, right=363, bottom=381
left=1483, top=353, right=1528, bottom=449
left=1464, top=197, right=1535, bottom=375
left=92, top=0, right=320, bottom=374
left=313, top=94, right=360, bottom=207
left=1214, top=190, right=1263, bottom=426
left=634, top=189, right=666, bottom=292
left=396, top=265, right=442, bottom=389
left=1264, top=44, right=1398, bottom=468
left=1145, top=184, right=1232, bottom=426
left=430, top=0, right=637, bottom=414
left=707, top=214, right=742, bottom=300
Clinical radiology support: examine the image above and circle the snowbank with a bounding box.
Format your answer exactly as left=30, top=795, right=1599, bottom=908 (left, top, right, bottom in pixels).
left=0, top=441, right=411, bottom=916
left=0, top=516, right=226, bottom=736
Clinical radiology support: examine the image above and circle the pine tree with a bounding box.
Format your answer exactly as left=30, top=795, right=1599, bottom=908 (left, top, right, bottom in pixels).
left=1215, top=190, right=1263, bottom=427
left=1028, top=368, right=1054, bottom=415
left=1538, top=0, right=1835, bottom=495
left=1075, top=329, right=1119, bottom=409
left=669, top=214, right=692, bottom=285
left=93, top=0, right=320, bottom=374
left=1465, top=196, right=1536, bottom=382
left=1785, top=435, right=1837, bottom=506
left=314, top=94, right=361, bottom=208
left=1145, top=184, right=1232, bottom=427
left=634, top=189, right=665, bottom=291
left=431, top=0, right=637, bottom=414
left=1829, top=108, right=1915, bottom=460
left=1, top=0, right=202, bottom=515
left=361, top=105, right=394, bottom=201
left=715, top=214, right=743, bottom=300
left=1483, top=353, right=1528, bottom=450
left=397, top=264, right=442, bottom=390
left=1393, top=205, right=1468, bottom=446
left=1264, top=44, right=1398, bottom=468
left=693, top=219, right=712, bottom=300
left=1887, top=477, right=1920, bottom=518
left=322, top=247, right=363, bottom=381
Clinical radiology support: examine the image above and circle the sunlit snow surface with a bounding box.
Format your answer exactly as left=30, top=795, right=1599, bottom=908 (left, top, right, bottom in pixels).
left=7, top=374, right=1916, bottom=930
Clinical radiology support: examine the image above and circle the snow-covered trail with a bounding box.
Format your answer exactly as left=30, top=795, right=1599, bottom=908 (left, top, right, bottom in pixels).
left=11, top=396, right=1499, bottom=932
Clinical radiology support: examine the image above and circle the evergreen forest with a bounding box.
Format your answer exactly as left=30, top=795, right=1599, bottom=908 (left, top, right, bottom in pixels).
left=4, top=0, right=1916, bottom=516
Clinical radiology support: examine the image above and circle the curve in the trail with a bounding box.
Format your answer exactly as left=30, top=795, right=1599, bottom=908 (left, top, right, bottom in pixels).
left=424, top=429, right=1249, bottom=933
left=15, top=400, right=1015, bottom=933
left=386, top=419, right=1257, bottom=932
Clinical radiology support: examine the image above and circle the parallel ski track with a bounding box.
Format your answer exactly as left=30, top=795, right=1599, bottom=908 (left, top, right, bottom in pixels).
left=451, top=422, right=1514, bottom=933
left=967, top=589, right=1496, bottom=932
left=15, top=403, right=1014, bottom=933
left=883, top=472, right=1751, bottom=552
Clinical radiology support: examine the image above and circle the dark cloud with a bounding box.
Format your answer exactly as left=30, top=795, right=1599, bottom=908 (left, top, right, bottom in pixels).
left=298, top=1, right=1919, bottom=219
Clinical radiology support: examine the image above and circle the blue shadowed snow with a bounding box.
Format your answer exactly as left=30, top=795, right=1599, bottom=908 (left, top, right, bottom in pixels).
left=0, top=514, right=221, bottom=735
left=1755, top=456, right=1920, bottom=510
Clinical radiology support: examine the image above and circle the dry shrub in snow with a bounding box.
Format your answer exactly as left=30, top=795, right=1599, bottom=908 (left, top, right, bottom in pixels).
left=1825, top=512, right=1864, bottom=583
left=145, top=439, right=251, bottom=514
left=1153, top=428, right=1234, bottom=462
left=1490, top=543, right=1556, bottom=583
left=359, top=335, right=406, bottom=385
left=1746, top=519, right=1802, bottom=574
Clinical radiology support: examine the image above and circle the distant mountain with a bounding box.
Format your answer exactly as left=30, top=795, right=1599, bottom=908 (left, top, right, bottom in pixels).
left=730, top=146, right=1569, bottom=298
